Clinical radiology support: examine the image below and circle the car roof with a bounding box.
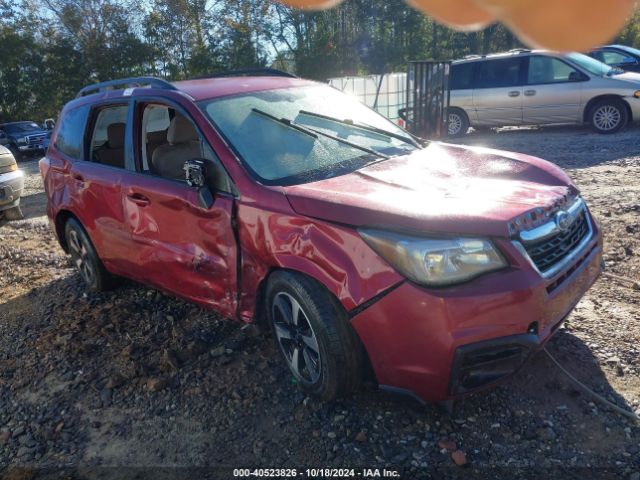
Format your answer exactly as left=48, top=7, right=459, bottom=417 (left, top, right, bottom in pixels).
left=0, top=121, right=37, bottom=127
left=452, top=49, right=554, bottom=64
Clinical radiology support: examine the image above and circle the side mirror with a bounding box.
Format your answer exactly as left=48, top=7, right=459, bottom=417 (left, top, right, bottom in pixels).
left=184, top=159, right=214, bottom=209
left=568, top=71, right=584, bottom=82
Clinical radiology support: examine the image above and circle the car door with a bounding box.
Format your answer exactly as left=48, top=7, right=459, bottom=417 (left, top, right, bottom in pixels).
left=450, top=62, right=478, bottom=124
left=119, top=99, right=238, bottom=318
left=473, top=57, right=524, bottom=127
left=67, top=102, right=134, bottom=272
left=522, top=55, right=585, bottom=125
left=594, top=48, right=640, bottom=73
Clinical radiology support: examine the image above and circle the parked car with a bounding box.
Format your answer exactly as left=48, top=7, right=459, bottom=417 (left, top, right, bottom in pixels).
left=449, top=49, right=640, bottom=135
left=40, top=74, right=603, bottom=404
left=588, top=45, right=640, bottom=73
left=0, top=121, right=50, bottom=160
left=0, top=145, right=25, bottom=220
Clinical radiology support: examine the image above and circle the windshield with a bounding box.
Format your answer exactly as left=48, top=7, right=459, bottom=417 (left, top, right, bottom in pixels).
left=3, top=122, right=40, bottom=134
left=200, top=85, right=417, bottom=185
left=565, top=52, right=614, bottom=76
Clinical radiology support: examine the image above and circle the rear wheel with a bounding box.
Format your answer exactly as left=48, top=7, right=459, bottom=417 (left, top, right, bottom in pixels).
left=448, top=109, right=470, bottom=137
left=589, top=99, right=628, bottom=134
left=2, top=206, right=23, bottom=221
left=266, top=271, right=363, bottom=401
left=64, top=218, right=115, bottom=291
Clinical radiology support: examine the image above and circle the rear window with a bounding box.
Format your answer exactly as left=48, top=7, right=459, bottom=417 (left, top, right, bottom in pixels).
left=55, top=105, right=90, bottom=160
left=476, top=58, right=523, bottom=88
left=450, top=63, right=475, bottom=90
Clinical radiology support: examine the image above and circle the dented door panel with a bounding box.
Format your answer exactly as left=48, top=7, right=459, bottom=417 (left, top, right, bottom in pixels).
left=120, top=172, right=237, bottom=318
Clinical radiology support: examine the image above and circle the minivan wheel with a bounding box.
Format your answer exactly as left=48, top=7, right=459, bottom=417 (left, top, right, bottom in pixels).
left=590, top=99, right=628, bottom=134
left=64, top=218, right=115, bottom=292
left=448, top=109, right=469, bottom=137
left=266, top=271, right=362, bottom=401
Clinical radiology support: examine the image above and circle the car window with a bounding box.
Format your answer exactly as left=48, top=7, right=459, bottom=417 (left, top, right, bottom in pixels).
left=139, top=103, right=234, bottom=194
left=527, top=56, right=580, bottom=84
left=601, top=50, right=634, bottom=65
left=54, top=105, right=90, bottom=160
left=450, top=63, right=475, bottom=90
left=88, top=105, right=128, bottom=168
left=476, top=58, right=522, bottom=88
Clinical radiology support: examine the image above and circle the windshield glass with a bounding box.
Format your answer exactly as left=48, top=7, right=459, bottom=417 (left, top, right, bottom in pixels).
left=3, top=122, right=40, bottom=134
left=566, top=52, right=613, bottom=76
left=200, top=85, right=417, bottom=185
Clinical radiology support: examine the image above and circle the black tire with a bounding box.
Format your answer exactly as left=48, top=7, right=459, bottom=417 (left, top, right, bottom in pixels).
left=266, top=270, right=363, bottom=401
left=447, top=108, right=470, bottom=137
left=589, top=99, right=628, bottom=134
left=64, top=218, right=116, bottom=292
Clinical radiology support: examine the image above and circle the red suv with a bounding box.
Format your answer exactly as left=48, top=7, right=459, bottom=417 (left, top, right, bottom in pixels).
left=40, top=72, right=603, bottom=404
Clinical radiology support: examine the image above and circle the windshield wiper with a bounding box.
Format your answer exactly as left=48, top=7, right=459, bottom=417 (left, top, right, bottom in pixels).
left=252, top=108, right=318, bottom=139
left=252, top=108, right=388, bottom=160
left=298, top=110, right=421, bottom=148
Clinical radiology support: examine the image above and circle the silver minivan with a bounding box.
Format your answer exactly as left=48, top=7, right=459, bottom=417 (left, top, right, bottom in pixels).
left=449, top=49, right=640, bottom=135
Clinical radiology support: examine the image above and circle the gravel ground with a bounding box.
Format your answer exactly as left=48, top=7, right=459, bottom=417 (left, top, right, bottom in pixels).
left=0, top=125, right=639, bottom=479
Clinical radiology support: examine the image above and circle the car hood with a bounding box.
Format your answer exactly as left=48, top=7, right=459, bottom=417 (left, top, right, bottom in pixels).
left=7, top=129, right=48, bottom=139
left=283, top=142, right=576, bottom=237
left=610, top=71, right=640, bottom=84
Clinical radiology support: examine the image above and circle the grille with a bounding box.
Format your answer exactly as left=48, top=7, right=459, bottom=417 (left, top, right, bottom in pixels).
left=25, top=134, right=46, bottom=146
left=523, top=210, right=589, bottom=273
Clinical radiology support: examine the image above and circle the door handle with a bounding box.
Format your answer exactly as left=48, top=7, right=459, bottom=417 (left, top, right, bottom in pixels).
left=524, top=90, right=537, bottom=96
left=127, top=193, right=150, bottom=206
left=508, top=91, right=521, bottom=97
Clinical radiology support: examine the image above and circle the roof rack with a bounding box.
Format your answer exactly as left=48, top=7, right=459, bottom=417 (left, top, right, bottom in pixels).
left=76, top=77, right=177, bottom=98
left=508, top=48, right=532, bottom=54
left=192, top=68, right=298, bottom=80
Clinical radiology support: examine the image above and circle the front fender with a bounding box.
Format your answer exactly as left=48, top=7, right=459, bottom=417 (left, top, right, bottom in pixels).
left=236, top=204, right=403, bottom=322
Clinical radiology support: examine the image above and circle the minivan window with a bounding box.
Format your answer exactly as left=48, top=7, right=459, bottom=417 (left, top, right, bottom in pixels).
left=450, top=63, right=475, bottom=90
left=476, top=58, right=522, bottom=88
left=55, top=105, right=90, bottom=160
left=527, top=56, right=580, bottom=84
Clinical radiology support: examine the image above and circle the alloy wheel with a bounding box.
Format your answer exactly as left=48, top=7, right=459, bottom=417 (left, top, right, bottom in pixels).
left=272, top=292, right=322, bottom=384
left=67, top=229, right=95, bottom=286
left=593, top=105, right=621, bottom=132
left=448, top=113, right=463, bottom=136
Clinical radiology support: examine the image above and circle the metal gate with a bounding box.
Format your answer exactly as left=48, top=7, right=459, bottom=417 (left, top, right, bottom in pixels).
left=400, top=61, right=451, bottom=139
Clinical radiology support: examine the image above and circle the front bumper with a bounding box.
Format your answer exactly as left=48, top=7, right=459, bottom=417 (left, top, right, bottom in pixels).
left=351, top=219, right=603, bottom=403
left=625, top=96, right=640, bottom=123
left=0, top=169, right=25, bottom=210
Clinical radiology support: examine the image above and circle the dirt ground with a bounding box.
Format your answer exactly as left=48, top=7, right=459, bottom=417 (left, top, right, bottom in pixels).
left=0, top=125, right=639, bottom=479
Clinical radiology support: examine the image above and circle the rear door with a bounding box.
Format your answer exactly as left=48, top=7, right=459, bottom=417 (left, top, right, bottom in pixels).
left=119, top=98, right=238, bottom=318
left=473, top=57, right=525, bottom=127
left=522, top=55, right=585, bottom=125
left=47, top=102, right=133, bottom=272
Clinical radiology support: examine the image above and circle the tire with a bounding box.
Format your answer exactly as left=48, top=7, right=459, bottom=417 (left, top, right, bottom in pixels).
left=64, top=218, right=115, bottom=292
left=447, top=109, right=470, bottom=137
left=2, top=206, right=23, bottom=221
left=589, top=99, right=628, bottom=134
left=266, top=271, right=363, bottom=401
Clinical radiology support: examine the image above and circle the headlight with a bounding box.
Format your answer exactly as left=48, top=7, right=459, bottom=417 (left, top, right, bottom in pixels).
left=359, top=229, right=507, bottom=287
left=634, top=90, right=640, bottom=99
left=17, top=137, right=27, bottom=144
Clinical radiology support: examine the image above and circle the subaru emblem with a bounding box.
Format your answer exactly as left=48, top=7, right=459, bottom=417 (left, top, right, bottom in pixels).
left=555, top=211, right=571, bottom=232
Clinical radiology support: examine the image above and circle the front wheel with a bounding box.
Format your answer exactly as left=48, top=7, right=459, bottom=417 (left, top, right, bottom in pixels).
left=266, top=271, right=363, bottom=401
left=64, top=218, right=115, bottom=292
left=590, top=99, right=628, bottom=134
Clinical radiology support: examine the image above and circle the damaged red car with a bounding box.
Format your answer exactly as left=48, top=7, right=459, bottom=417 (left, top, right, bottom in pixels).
left=40, top=72, right=603, bottom=404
